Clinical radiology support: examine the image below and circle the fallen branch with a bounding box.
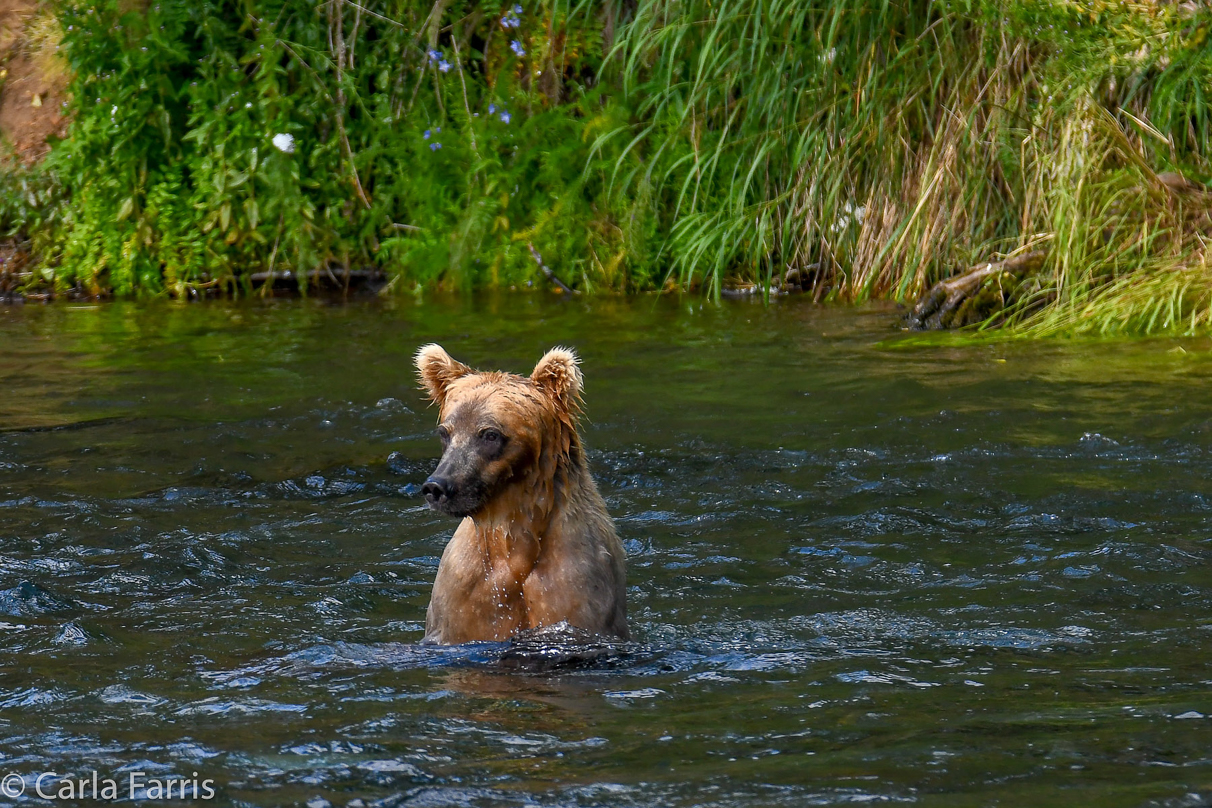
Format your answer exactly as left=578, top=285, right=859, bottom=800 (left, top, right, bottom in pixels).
left=907, top=250, right=1046, bottom=330
left=527, top=243, right=578, bottom=295
left=248, top=268, right=384, bottom=284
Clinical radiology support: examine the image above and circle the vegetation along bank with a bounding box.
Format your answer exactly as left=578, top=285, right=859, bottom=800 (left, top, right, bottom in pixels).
left=0, top=0, right=1210, bottom=333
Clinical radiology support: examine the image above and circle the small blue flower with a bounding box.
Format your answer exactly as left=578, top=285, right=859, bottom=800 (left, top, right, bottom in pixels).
left=423, top=129, right=431, bottom=139
left=430, top=142, right=442, bottom=151
left=500, top=111, right=511, bottom=124
left=438, top=60, right=451, bottom=72
left=510, top=40, right=525, bottom=56
left=436, top=127, right=441, bottom=133
left=428, top=49, right=441, bottom=62
left=488, top=103, right=496, bottom=114
left=514, top=4, right=522, bottom=13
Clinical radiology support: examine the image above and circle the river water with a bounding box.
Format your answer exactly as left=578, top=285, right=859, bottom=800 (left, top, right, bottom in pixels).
left=0, top=296, right=1210, bottom=807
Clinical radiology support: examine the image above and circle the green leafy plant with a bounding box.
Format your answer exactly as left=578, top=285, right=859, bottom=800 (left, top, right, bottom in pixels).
left=7, top=0, right=654, bottom=296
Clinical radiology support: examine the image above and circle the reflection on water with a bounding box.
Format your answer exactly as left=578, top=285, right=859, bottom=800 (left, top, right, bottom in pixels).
left=1, top=296, right=1211, bottom=806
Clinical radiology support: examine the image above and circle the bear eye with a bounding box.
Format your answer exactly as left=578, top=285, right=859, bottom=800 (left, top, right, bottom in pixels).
left=436, top=425, right=451, bottom=443
left=479, top=429, right=502, bottom=443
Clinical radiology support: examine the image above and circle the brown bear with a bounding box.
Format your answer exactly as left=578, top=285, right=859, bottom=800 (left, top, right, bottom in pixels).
left=414, top=344, right=629, bottom=644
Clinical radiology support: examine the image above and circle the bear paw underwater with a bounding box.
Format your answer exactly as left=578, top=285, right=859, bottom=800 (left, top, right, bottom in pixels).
left=415, top=344, right=629, bottom=644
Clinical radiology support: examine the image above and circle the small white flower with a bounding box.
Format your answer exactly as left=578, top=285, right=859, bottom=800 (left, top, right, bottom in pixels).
left=272, top=133, right=295, bottom=153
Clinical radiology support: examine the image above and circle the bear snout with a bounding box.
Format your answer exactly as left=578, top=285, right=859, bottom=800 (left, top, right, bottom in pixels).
left=422, top=476, right=452, bottom=507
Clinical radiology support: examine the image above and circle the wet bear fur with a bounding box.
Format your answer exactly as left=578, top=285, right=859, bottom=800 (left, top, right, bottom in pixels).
left=415, top=344, right=628, bottom=644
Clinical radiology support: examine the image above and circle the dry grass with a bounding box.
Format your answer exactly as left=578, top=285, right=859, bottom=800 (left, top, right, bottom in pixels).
left=21, top=5, right=66, bottom=86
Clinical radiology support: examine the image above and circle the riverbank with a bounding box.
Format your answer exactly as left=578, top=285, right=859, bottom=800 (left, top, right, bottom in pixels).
left=1, top=0, right=1210, bottom=334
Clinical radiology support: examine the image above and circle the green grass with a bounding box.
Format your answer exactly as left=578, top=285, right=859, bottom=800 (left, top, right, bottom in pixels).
left=1, top=0, right=1211, bottom=335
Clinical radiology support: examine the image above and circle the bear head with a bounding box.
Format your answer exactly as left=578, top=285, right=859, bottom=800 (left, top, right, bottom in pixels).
left=414, top=344, right=583, bottom=518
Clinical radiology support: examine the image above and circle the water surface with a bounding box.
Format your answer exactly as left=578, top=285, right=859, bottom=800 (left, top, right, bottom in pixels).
left=1, top=296, right=1210, bottom=806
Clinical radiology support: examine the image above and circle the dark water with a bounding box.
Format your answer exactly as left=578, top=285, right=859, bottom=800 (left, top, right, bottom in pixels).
left=1, top=296, right=1211, bottom=807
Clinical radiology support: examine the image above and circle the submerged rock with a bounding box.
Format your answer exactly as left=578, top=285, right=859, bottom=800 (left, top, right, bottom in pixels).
left=53, top=621, right=89, bottom=646
left=0, top=580, right=76, bottom=616
left=497, top=621, right=633, bottom=671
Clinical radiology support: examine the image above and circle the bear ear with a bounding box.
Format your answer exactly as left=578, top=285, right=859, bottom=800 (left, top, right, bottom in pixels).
left=415, top=344, right=473, bottom=409
left=531, top=347, right=583, bottom=415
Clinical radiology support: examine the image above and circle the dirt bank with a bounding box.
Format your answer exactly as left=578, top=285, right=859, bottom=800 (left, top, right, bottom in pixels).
left=0, top=0, right=68, bottom=163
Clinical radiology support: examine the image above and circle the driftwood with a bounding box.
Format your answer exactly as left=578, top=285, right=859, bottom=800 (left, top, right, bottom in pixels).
left=527, top=243, right=578, bottom=295
left=781, top=263, right=821, bottom=291
left=248, top=267, right=384, bottom=285
left=907, top=250, right=1046, bottom=330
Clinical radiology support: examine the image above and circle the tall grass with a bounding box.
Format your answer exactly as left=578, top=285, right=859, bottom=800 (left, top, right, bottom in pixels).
left=604, top=0, right=1212, bottom=330
left=1, top=0, right=1211, bottom=335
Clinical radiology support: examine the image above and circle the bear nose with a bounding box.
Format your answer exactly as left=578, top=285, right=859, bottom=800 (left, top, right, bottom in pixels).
left=422, top=477, right=450, bottom=504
